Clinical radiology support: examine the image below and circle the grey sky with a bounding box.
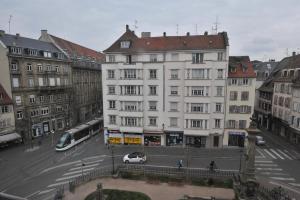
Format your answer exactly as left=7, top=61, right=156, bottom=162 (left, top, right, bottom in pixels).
left=1, top=0, right=300, bottom=61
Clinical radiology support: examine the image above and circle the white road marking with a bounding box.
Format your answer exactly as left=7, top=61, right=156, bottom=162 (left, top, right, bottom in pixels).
left=63, top=168, right=95, bottom=176
left=70, top=163, right=99, bottom=171
left=83, top=155, right=106, bottom=161
left=260, top=172, right=289, bottom=176
left=255, top=160, right=273, bottom=163
left=47, top=181, right=69, bottom=188
left=270, top=149, right=284, bottom=160
left=255, top=163, right=278, bottom=167
left=74, top=159, right=103, bottom=166
left=269, top=181, right=300, bottom=195
left=276, top=149, right=293, bottom=160
left=256, top=148, right=266, bottom=158
left=289, top=183, right=300, bottom=187
left=256, top=168, right=283, bottom=171
left=25, top=190, right=40, bottom=198
left=270, top=177, right=295, bottom=181
left=56, top=173, right=85, bottom=182
left=38, top=188, right=56, bottom=195
left=39, top=160, right=82, bottom=174
left=263, top=149, right=277, bottom=159
left=284, top=150, right=297, bottom=159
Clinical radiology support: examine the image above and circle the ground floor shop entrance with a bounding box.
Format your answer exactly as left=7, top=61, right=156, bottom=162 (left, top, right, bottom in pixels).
left=144, top=135, right=161, bottom=146
left=228, top=131, right=245, bottom=147
left=186, top=136, right=207, bottom=147
left=166, top=132, right=183, bottom=146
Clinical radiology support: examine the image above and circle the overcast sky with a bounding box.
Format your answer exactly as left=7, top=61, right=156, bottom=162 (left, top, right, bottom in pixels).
left=1, top=0, right=300, bottom=61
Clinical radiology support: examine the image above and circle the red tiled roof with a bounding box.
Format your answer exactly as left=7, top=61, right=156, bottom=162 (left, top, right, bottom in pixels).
left=104, top=27, right=228, bottom=53
left=0, top=84, right=13, bottom=105
left=228, top=56, right=256, bottom=78
left=49, top=35, right=104, bottom=62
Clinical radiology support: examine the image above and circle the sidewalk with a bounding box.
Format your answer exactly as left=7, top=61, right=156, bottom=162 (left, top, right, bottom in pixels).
left=64, top=178, right=235, bottom=200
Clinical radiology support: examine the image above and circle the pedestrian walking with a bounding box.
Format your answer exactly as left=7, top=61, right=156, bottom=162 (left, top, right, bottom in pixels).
left=177, top=159, right=183, bottom=169
left=209, top=160, right=216, bottom=172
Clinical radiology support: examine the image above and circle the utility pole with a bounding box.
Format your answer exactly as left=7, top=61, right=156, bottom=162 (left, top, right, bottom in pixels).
left=176, top=24, right=179, bottom=36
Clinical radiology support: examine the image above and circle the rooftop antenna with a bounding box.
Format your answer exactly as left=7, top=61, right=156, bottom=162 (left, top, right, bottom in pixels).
left=8, top=15, right=12, bottom=34
left=176, top=24, right=179, bottom=36
left=286, top=48, right=289, bottom=57
left=133, top=20, right=138, bottom=31
left=212, top=16, right=220, bottom=34
left=195, top=24, right=198, bottom=35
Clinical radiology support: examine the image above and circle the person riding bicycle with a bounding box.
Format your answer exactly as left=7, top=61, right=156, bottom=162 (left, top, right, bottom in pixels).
left=209, top=160, right=216, bottom=172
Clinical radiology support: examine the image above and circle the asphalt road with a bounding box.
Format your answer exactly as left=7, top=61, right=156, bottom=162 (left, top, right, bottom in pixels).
left=255, top=129, right=300, bottom=198
left=0, top=131, right=299, bottom=199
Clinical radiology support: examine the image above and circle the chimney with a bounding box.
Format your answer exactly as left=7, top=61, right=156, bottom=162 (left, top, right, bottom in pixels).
left=186, top=32, right=190, bottom=36
left=163, top=32, right=166, bottom=37
left=16, top=33, right=20, bottom=38
left=0, top=30, right=5, bottom=36
left=292, top=51, right=296, bottom=56
left=126, top=24, right=129, bottom=31
left=141, top=32, right=151, bottom=38
left=41, top=29, right=48, bottom=37
left=204, top=31, right=208, bottom=36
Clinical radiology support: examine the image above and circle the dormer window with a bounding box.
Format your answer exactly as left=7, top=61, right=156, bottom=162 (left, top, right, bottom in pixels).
left=120, top=41, right=131, bottom=48
left=10, top=47, right=22, bottom=54
left=28, top=49, right=37, bottom=56
left=230, top=66, right=236, bottom=73
left=44, top=51, right=52, bottom=58
left=58, top=53, right=64, bottom=59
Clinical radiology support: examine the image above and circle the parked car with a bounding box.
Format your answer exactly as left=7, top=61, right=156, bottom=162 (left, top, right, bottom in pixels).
left=123, top=152, right=146, bottom=164
left=256, top=136, right=266, bottom=146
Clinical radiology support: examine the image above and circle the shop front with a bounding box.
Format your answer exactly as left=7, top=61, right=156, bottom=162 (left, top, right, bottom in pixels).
left=165, top=131, right=183, bottom=146
left=105, top=129, right=123, bottom=144
left=32, top=124, right=43, bottom=138
left=186, top=135, right=207, bottom=147
left=123, top=133, right=142, bottom=145
left=228, top=131, right=246, bottom=147
left=144, top=131, right=163, bottom=146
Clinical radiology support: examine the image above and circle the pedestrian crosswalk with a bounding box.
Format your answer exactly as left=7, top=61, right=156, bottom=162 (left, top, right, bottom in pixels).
left=35, top=156, right=105, bottom=197
left=256, top=147, right=298, bottom=160
left=255, top=154, right=299, bottom=189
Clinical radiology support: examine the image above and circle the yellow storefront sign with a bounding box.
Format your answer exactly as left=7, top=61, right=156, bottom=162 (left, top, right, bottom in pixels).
left=109, top=137, right=122, bottom=144
left=124, top=137, right=141, bottom=144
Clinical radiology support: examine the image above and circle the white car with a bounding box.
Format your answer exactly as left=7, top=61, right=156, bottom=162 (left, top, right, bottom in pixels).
left=256, top=136, right=266, bottom=146
left=123, top=152, right=146, bottom=164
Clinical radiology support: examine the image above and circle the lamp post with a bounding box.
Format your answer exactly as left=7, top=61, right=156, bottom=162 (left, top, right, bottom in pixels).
left=110, top=143, right=115, bottom=174
left=240, top=114, right=260, bottom=199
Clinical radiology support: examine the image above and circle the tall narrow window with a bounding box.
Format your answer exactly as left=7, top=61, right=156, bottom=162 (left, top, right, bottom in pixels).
left=192, top=53, right=204, bottom=63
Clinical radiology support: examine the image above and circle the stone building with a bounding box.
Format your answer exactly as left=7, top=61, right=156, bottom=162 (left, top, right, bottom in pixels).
left=0, top=32, right=72, bottom=140
left=102, top=25, right=229, bottom=147
left=39, top=30, right=104, bottom=124
left=223, top=56, right=256, bottom=147
left=272, top=54, right=300, bottom=144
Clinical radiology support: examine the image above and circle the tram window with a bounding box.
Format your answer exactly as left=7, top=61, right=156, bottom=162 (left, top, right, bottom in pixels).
left=64, top=134, right=71, bottom=146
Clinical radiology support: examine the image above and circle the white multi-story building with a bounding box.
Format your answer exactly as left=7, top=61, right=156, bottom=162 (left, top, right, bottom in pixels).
left=102, top=25, right=229, bottom=148
left=224, top=56, right=256, bottom=147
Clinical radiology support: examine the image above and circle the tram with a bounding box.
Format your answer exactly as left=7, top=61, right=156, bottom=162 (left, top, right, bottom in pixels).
left=55, top=118, right=102, bottom=151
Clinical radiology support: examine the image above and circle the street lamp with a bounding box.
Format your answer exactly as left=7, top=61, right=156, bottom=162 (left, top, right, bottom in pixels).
left=110, top=143, right=115, bottom=174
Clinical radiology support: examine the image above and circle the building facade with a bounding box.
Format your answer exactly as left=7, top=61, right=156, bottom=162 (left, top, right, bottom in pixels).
left=0, top=84, right=15, bottom=136
left=39, top=30, right=104, bottom=125
left=223, top=56, right=256, bottom=147
left=0, top=32, right=72, bottom=140
left=271, top=54, right=300, bottom=144
left=102, top=25, right=229, bottom=147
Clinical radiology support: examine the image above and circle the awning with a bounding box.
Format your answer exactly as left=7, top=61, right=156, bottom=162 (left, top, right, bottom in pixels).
left=0, top=132, right=22, bottom=144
